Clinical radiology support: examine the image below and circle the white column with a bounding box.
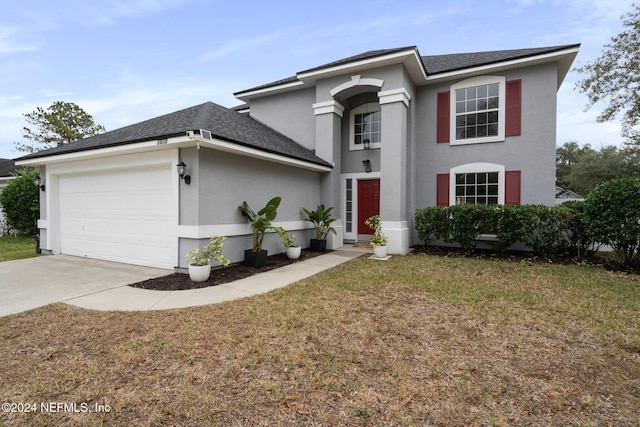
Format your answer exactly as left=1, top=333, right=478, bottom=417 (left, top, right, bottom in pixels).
left=378, top=88, right=411, bottom=254
left=313, top=101, right=344, bottom=249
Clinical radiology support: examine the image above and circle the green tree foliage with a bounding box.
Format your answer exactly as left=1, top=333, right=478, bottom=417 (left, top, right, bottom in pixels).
left=556, top=141, right=640, bottom=196
left=575, top=4, right=640, bottom=144
left=14, top=101, right=105, bottom=153
left=584, top=177, right=640, bottom=266
left=0, top=168, right=39, bottom=235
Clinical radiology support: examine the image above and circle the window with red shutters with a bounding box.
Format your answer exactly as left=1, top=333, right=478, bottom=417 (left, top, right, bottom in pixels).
left=438, top=167, right=521, bottom=206
left=445, top=76, right=522, bottom=145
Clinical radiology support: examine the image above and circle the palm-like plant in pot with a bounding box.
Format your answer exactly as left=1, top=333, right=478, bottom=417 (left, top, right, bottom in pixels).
left=239, top=196, right=281, bottom=267
left=302, top=204, right=337, bottom=252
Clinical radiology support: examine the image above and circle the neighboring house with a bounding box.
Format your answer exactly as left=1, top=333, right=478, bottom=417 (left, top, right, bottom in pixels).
left=0, top=159, right=18, bottom=222
left=16, top=43, right=580, bottom=270
left=555, top=185, right=584, bottom=204
left=0, top=158, right=17, bottom=191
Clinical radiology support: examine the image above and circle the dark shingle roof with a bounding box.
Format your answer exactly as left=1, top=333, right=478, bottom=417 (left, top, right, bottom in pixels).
left=422, top=44, right=580, bottom=75
left=0, top=159, right=17, bottom=177
left=298, top=46, right=417, bottom=75
left=236, top=44, right=580, bottom=95
left=17, top=44, right=579, bottom=165
left=16, top=102, right=331, bottom=167
left=234, top=47, right=417, bottom=96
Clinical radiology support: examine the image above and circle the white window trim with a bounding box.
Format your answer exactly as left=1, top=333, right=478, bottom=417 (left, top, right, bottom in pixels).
left=450, top=76, right=506, bottom=146
left=349, top=102, right=382, bottom=151
left=450, top=163, right=505, bottom=206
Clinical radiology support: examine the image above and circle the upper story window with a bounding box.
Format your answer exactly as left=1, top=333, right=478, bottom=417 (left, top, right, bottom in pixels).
left=350, top=102, right=381, bottom=150
left=450, top=76, right=506, bottom=145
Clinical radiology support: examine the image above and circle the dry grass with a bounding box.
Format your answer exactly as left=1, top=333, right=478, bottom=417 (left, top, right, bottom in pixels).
left=1, top=253, right=639, bottom=426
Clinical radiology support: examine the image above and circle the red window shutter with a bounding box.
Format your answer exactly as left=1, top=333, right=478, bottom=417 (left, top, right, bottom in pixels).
left=436, top=91, right=450, bottom=143
left=436, top=173, right=450, bottom=206
left=505, top=170, right=521, bottom=205
left=505, top=79, right=521, bottom=137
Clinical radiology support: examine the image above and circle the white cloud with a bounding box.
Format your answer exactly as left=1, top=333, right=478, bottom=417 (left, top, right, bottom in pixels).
left=195, top=26, right=305, bottom=63
left=66, top=0, right=188, bottom=27
left=0, top=26, right=39, bottom=55
left=37, top=90, right=76, bottom=98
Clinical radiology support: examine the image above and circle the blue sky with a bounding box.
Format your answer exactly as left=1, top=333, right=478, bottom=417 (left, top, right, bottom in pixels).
left=0, top=0, right=636, bottom=159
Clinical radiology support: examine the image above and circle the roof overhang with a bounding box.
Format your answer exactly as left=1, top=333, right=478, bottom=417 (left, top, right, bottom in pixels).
left=298, top=48, right=428, bottom=86
left=235, top=80, right=305, bottom=102
left=236, top=48, right=428, bottom=101
left=426, top=45, right=580, bottom=88
left=16, top=133, right=332, bottom=173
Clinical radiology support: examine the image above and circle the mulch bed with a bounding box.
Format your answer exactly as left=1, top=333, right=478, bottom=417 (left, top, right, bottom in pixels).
left=130, top=249, right=328, bottom=291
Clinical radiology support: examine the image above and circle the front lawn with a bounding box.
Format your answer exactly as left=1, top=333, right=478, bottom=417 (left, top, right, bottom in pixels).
left=0, top=253, right=638, bottom=426
left=0, top=234, right=38, bottom=262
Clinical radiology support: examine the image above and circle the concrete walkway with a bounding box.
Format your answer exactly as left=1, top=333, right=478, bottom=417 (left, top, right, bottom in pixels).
left=65, top=248, right=367, bottom=312
left=0, top=255, right=171, bottom=317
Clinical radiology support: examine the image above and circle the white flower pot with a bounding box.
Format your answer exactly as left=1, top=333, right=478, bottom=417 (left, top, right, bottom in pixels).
left=373, top=245, right=388, bottom=258
left=188, top=263, right=211, bottom=282
left=286, top=246, right=301, bottom=260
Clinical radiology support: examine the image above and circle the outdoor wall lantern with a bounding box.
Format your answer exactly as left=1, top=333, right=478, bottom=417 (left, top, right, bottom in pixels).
left=362, top=159, right=372, bottom=173
left=33, top=175, right=45, bottom=192
left=176, top=161, right=191, bottom=185
left=363, top=139, right=371, bottom=150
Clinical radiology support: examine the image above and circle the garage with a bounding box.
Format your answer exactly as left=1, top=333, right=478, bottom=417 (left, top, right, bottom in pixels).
left=57, top=164, right=177, bottom=269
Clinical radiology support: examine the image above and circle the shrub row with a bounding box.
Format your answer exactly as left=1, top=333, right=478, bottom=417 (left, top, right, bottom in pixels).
left=416, top=178, right=640, bottom=265
left=415, top=203, right=591, bottom=257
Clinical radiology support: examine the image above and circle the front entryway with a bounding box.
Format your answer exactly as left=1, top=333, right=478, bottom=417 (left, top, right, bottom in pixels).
left=357, top=179, right=380, bottom=235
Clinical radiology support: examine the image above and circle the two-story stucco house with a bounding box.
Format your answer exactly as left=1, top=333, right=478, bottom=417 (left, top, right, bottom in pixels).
left=16, top=44, right=580, bottom=270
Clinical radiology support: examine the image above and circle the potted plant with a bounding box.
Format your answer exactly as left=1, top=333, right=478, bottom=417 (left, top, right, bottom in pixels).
left=184, top=235, right=231, bottom=282
left=239, top=196, right=281, bottom=267
left=302, top=204, right=337, bottom=252
left=276, top=228, right=301, bottom=260
left=365, top=215, right=388, bottom=258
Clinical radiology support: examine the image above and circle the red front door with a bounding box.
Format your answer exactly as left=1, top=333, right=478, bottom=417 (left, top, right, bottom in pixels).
left=358, top=179, right=380, bottom=235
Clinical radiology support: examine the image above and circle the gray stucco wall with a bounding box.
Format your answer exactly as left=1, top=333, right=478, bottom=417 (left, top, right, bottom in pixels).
left=413, top=62, right=559, bottom=213
left=178, top=147, right=323, bottom=267
left=239, top=60, right=560, bottom=252
left=249, top=87, right=317, bottom=150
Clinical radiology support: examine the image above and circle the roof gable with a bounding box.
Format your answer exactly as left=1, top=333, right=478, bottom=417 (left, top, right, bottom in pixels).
left=298, top=46, right=417, bottom=75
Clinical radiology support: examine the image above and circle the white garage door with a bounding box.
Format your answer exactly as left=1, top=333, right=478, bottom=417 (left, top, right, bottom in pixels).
left=58, top=165, right=176, bottom=269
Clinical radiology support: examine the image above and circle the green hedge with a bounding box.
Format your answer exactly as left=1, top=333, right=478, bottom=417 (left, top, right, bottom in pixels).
left=0, top=168, right=39, bottom=236
left=415, top=203, right=591, bottom=257
left=583, top=178, right=640, bottom=266
left=416, top=177, right=640, bottom=265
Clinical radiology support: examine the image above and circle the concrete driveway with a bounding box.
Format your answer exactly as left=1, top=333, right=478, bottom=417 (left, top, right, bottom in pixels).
left=0, top=255, right=171, bottom=317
